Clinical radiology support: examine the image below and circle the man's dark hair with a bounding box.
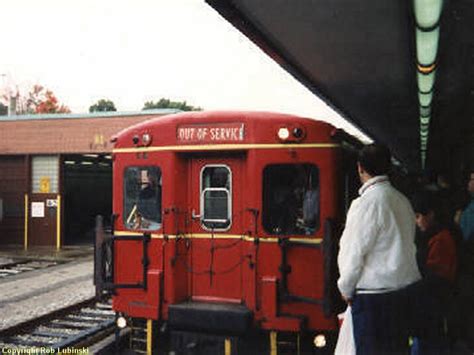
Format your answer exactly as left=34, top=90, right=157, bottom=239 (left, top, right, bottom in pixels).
left=357, top=143, right=391, bottom=176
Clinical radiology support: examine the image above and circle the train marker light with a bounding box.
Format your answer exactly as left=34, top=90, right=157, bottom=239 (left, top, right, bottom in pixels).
left=117, top=316, right=127, bottom=329
left=313, top=334, right=327, bottom=348
left=293, top=127, right=304, bottom=139
left=142, top=133, right=152, bottom=146
left=277, top=127, right=290, bottom=140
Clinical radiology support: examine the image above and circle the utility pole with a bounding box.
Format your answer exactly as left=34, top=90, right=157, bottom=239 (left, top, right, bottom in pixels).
left=0, top=74, right=7, bottom=116
left=1, top=74, right=17, bottom=116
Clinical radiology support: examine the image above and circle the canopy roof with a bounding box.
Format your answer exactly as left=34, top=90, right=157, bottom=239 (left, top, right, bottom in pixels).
left=207, top=0, right=474, bottom=174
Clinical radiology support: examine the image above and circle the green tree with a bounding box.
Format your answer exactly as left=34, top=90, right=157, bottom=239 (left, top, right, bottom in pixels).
left=0, top=102, right=7, bottom=115
left=142, top=98, right=202, bottom=111
left=89, top=99, right=117, bottom=113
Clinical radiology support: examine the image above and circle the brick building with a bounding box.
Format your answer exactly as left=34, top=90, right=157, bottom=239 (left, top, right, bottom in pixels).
left=0, top=109, right=178, bottom=248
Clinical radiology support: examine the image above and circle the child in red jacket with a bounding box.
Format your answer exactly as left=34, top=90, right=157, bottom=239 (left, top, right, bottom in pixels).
left=411, top=191, right=458, bottom=355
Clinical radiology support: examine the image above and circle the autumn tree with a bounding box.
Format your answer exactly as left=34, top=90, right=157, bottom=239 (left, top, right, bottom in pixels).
left=89, top=99, right=117, bottom=113
left=16, top=85, right=70, bottom=114
left=142, top=98, right=202, bottom=111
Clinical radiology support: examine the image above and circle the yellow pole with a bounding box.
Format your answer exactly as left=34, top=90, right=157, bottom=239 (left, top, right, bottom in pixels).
left=147, top=319, right=153, bottom=355
left=270, top=331, right=277, bottom=355
left=224, top=338, right=232, bottom=355
left=56, top=194, right=61, bottom=250
left=24, top=194, right=28, bottom=251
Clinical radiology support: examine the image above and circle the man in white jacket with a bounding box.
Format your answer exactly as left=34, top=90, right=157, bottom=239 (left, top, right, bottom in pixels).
left=337, top=144, right=421, bottom=355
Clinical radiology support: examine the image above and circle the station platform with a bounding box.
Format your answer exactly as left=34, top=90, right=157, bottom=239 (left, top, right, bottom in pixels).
left=0, top=245, right=95, bottom=331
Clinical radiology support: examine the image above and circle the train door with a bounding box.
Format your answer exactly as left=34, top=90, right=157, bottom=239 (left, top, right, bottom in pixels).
left=188, top=156, right=243, bottom=302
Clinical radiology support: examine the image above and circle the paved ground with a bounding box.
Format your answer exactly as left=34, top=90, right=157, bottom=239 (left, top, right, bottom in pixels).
left=0, top=246, right=95, bottom=330
left=0, top=244, right=94, bottom=262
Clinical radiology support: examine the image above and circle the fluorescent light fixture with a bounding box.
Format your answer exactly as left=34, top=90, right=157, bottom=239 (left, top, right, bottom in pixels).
left=416, top=27, right=440, bottom=66
left=420, top=123, right=430, bottom=132
left=417, top=70, right=436, bottom=93
left=64, top=161, right=75, bottom=165
left=81, top=161, right=94, bottom=165
left=419, top=106, right=431, bottom=117
left=414, top=0, right=443, bottom=29
left=83, top=154, right=98, bottom=158
left=420, top=125, right=430, bottom=133
left=420, top=115, right=430, bottom=125
left=419, top=91, right=433, bottom=106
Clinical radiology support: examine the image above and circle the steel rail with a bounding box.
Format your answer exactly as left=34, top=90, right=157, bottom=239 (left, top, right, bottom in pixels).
left=0, top=297, right=115, bottom=351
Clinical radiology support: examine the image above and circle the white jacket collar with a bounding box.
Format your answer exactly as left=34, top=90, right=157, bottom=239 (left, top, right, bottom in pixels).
left=359, top=175, right=389, bottom=196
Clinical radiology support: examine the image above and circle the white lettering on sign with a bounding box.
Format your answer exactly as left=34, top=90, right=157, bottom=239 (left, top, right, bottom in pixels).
left=177, top=123, right=245, bottom=143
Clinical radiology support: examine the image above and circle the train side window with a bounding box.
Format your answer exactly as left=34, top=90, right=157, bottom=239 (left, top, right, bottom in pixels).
left=200, top=165, right=231, bottom=230
left=263, top=164, right=320, bottom=235
left=123, top=166, right=162, bottom=231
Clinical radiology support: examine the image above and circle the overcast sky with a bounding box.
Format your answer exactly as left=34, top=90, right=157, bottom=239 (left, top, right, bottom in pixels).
left=0, top=0, right=369, bottom=139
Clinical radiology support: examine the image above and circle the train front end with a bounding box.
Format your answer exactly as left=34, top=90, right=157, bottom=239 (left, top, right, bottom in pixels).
left=95, top=111, right=348, bottom=354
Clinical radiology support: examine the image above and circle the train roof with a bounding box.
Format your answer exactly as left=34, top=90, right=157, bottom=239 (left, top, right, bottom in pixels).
left=113, top=111, right=339, bottom=151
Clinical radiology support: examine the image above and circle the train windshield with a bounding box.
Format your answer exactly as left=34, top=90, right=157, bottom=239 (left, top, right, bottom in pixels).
left=123, top=166, right=162, bottom=230
left=263, top=164, right=320, bottom=235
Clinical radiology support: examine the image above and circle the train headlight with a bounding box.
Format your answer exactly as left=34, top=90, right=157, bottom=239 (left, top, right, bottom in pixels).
left=313, top=334, right=327, bottom=348
left=117, top=316, right=127, bottom=329
left=277, top=127, right=290, bottom=140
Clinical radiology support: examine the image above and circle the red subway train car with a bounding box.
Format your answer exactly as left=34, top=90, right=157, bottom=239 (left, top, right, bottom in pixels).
left=96, top=111, right=359, bottom=354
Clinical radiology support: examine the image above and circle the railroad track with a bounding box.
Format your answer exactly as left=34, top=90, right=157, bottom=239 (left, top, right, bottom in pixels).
left=0, top=259, right=62, bottom=279
left=0, top=298, right=115, bottom=353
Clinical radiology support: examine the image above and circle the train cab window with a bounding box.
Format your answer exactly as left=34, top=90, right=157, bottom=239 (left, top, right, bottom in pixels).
left=123, top=167, right=162, bottom=230
left=201, top=165, right=231, bottom=230
left=263, top=164, right=320, bottom=235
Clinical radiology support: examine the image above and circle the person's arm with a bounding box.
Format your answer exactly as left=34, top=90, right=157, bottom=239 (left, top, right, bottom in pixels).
left=337, top=199, right=380, bottom=300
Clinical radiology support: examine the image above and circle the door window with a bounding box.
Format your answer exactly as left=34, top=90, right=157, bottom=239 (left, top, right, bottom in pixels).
left=200, top=165, right=231, bottom=230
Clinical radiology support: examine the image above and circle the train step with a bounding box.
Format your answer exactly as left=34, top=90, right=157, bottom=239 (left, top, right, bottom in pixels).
left=130, top=318, right=148, bottom=354
left=275, top=332, right=301, bottom=355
